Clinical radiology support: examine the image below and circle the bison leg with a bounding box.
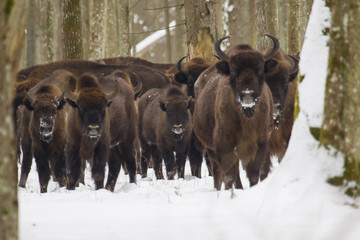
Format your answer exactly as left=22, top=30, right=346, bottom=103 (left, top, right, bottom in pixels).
left=92, top=144, right=108, bottom=190
left=176, top=151, right=187, bottom=179
left=65, top=144, right=81, bottom=190
left=161, top=150, right=176, bottom=180
left=260, top=152, right=272, bottom=181
left=105, top=147, right=121, bottom=192
left=18, top=139, right=33, bottom=188
left=207, top=149, right=222, bottom=190
left=152, top=148, right=164, bottom=180
left=121, top=143, right=137, bottom=184
left=52, top=148, right=67, bottom=187
left=246, top=141, right=268, bottom=187
left=205, top=153, right=213, bottom=176
left=140, top=143, right=152, bottom=178
left=188, top=140, right=202, bottom=178
left=33, top=153, right=51, bottom=193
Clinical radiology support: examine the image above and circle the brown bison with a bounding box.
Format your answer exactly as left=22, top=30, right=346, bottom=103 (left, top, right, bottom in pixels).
left=193, top=35, right=279, bottom=190
left=18, top=70, right=75, bottom=193
left=138, top=86, right=192, bottom=180
left=264, top=50, right=299, bottom=163
left=96, top=56, right=175, bottom=74
left=65, top=70, right=140, bottom=191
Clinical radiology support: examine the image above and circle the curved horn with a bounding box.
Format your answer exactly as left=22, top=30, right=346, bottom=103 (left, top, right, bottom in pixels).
left=18, top=74, right=27, bottom=80
left=213, top=55, right=220, bottom=60
left=56, top=80, right=70, bottom=103
left=263, top=34, right=280, bottom=60
left=177, top=56, right=187, bottom=74
left=132, top=72, right=143, bottom=96
left=107, top=78, right=121, bottom=102
left=24, top=91, right=34, bottom=106
left=64, top=78, right=79, bottom=103
left=214, top=36, right=230, bottom=62
left=288, top=55, right=299, bottom=75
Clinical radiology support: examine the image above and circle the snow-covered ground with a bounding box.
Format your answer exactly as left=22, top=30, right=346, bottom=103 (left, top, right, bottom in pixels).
left=19, top=1, right=360, bottom=239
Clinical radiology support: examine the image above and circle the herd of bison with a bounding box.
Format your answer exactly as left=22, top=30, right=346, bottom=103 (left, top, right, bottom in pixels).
left=15, top=34, right=299, bottom=193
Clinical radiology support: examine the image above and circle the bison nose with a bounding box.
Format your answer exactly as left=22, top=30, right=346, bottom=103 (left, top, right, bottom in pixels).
left=87, top=124, right=101, bottom=136
left=273, top=103, right=282, bottom=119
left=172, top=124, right=184, bottom=135
left=240, top=92, right=256, bottom=109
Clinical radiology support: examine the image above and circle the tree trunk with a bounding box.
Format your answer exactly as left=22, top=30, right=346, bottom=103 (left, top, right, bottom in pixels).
left=320, top=0, right=360, bottom=197
left=174, top=0, right=186, bottom=61
left=287, top=0, right=300, bottom=55
left=184, top=0, right=223, bottom=61
left=256, top=0, right=279, bottom=51
left=118, top=0, right=130, bottom=56
left=164, top=0, right=172, bottom=63
left=105, top=0, right=119, bottom=57
left=227, top=0, right=256, bottom=47
left=81, top=0, right=90, bottom=59
left=89, top=0, right=107, bottom=60
left=265, top=0, right=279, bottom=38
left=255, top=0, right=266, bottom=51
left=61, top=0, right=83, bottom=60
left=26, top=0, right=37, bottom=66
left=277, top=0, right=288, bottom=52
left=0, top=0, right=29, bottom=239
left=299, top=0, right=313, bottom=48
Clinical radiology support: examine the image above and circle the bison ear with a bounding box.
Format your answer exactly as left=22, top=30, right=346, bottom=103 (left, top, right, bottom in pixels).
left=159, top=101, right=166, bottom=111
left=265, top=59, right=278, bottom=73
left=23, top=96, right=34, bottom=111
left=66, top=98, right=78, bottom=108
left=174, top=72, right=188, bottom=84
left=215, top=60, right=230, bottom=75
left=57, top=99, right=67, bottom=110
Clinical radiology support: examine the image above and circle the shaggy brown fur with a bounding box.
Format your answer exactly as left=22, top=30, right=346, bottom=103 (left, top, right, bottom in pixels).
left=138, top=86, right=192, bottom=180
left=96, top=56, right=175, bottom=73
left=65, top=71, right=138, bottom=192
left=193, top=37, right=279, bottom=190
left=264, top=50, right=299, bottom=163
left=18, top=70, right=75, bottom=193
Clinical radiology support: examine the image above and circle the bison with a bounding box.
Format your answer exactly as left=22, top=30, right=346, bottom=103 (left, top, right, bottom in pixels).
left=138, top=86, right=192, bottom=180
left=18, top=70, right=75, bottom=193
left=264, top=50, right=299, bottom=163
left=193, top=35, right=279, bottom=190
left=65, top=70, right=141, bottom=191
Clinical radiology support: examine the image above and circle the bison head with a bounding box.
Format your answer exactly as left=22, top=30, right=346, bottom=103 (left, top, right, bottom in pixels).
left=23, top=85, right=67, bottom=143
left=265, top=54, right=299, bottom=128
left=65, top=74, right=120, bottom=143
left=159, top=87, right=192, bottom=142
left=214, top=34, right=280, bottom=118
left=174, top=57, right=211, bottom=98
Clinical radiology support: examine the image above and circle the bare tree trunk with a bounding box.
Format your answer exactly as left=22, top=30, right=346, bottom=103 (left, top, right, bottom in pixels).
left=256, top=0, right=279, bottom=51
left=118, top=0, right=131, bottom=56
left=26, top=0, right=37, bottom=66
left=61, top=0, right=83, bottom=60
left=0, top=0, right=29, bottom=239
left=81, top=0, right=90, bottom=59
left=89, top=0, right=107, bottom=60
left=277, top=0, right=288, bottom=52
left=321, top=0, right=360, bottom=197
left=287, top=0, right=300, bottom=55
left=105, top=0, right=119, bottom=57
left=255, top=0, right=267, bottom=51
left=174, top=0, right=186, bottom=60
left=265, top=0, right=279, bottom=38
left=299, top=0, right=313, bottom=48
left=164, top=0, right=172, bottom=62
left=184, top=0, right=223, bottom=61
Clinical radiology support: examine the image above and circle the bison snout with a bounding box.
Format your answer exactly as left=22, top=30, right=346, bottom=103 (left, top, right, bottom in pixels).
left=39, top=117, right=55, bottom=143
left=172, top=124, right=184, bottom=135
left=87, top=124, right=101, bottom=136
left=273, top=103, right=282, bottom=128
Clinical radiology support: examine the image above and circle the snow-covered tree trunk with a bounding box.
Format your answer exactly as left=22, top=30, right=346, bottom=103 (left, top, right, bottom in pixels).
left=287, top=0, right=300, bottom=55
left=89, top=0, right=107, bottom=60
left=61, top=0, right=83, bottom=60
left=0, top=0, right=29, bottom=238
left=321, top=0, right=360, bottom=197
left=184, top=0, right=223, bottom=61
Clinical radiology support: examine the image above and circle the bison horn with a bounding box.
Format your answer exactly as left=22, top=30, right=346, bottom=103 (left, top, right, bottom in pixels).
left=177, top=56, right=187, bottom=74
left=263, top=34, right=280, bottom=60
left=64, top=78, right=79, bottom=103
left=214, top=36, right=230, bottom=62
left=288, top=55, right=299, bottom=75
left=18, top=74, right=27, bottom=80
left=132, top=72, right=143, bottom=96
left=56, top=80, right=70, bottom=104
left=107, top=78, right=121, bottom=102
left=23, top=91, right=34, bottom=106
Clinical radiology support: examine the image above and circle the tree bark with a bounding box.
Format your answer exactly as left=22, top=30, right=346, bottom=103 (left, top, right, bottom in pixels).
left=174, top=0, right=186, bottom=61
left=118, top=0, right=130, bottom=56
left=184, top=0, right=223, bottom=61
left=255, top=0, right=266, bottom=51
left=277, top=0, right=288, bottom=52
left=26, top=0, right=37, bottom=66
left=0, top=0, right=29, bottom=239
left=105, top=0, right=119, bottom=57
left=89, top=0, right=107, bottom=60
left=299, top=0, right=313, bottom=48
left=287, top=0, right=300, bottom=55
left=164, top=0, right=172, bottom=62
left=320, top=0, right=360, bottom=197
left=61, top=0, right=83, bottom=60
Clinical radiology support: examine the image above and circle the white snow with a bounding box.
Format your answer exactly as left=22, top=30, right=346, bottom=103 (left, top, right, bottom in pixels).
left=19, top=1, right=360, bottom=239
